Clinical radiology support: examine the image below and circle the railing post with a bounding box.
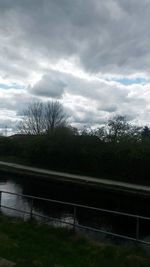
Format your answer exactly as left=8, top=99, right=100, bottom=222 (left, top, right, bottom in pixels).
left=136, top=216, right=140, bottom=242
left=73, top=206, right=76, bottom=232
left=30, top=199, right=33, bottom=220
left=0, top=191, right=2, bottom=213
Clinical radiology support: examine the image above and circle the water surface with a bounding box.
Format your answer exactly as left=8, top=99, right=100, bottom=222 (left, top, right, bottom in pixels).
left=0, top=173, right=150, bottom=242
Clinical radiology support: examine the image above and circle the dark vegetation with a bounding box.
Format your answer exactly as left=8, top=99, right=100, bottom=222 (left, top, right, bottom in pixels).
left=1, top=101, right=150, bottom=184
left=0, top=215, right=149, bottom=267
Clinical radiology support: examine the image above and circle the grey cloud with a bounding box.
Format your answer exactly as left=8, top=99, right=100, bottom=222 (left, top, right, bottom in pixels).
left=3, top=69, right=149, bottom=129
left=30, top=70, right=129, bottom=111
left=67, top=100, right=110, bottom=127
left=0, top=0, right=150, bottom=75
left=73, top=111, right=107, bottom=126
left=1, top=0, right=150, bottom=130
left=0, top=88, right=40, bottom=114
left=100, top=105, right=117, bottom=113
left=31, top=73, right=66, bottom=98
left=0, top=119, right=17, bottom=129
left=1, top=73, right=150, bottom=131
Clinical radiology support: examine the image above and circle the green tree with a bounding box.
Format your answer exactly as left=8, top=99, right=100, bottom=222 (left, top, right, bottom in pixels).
left=107, top=115, right=130, bottom=142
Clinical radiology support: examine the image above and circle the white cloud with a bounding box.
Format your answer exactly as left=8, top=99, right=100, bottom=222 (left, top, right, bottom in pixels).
left=28, top=70, right=150, bottom=127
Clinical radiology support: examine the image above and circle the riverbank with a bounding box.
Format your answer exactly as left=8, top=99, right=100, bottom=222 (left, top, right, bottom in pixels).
left=0, top=159, right=150, bottom=197
left=0, top=214, right=149, bottom=267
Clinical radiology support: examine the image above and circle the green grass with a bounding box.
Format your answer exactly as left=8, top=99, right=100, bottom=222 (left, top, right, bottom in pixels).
left=0, top=215, right=149, bottom=267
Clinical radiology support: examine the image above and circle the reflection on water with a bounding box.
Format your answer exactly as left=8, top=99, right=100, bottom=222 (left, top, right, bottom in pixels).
left=0, top=176, right=75, bottom=228
left=0, top=178, right=21, bottom=193
left=0, top=178, right=30, bottom=219
left=1, top=173, right=150, bottom=241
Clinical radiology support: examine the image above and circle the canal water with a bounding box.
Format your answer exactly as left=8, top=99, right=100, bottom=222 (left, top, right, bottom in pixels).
left=0, top=171, right=150, bottom=242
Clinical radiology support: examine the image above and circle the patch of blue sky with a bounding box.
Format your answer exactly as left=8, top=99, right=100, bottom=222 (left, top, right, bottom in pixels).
left=113, top=77, right=150, bottom=85
left=0, top=83, right=24, bottom=89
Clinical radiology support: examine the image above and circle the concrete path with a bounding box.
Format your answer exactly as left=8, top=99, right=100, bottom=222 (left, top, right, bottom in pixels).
left=0, top=161, right=150, bottom=194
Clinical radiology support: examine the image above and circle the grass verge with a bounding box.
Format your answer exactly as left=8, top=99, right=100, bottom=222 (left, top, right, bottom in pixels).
left=0, top=215, right=149, bottom=267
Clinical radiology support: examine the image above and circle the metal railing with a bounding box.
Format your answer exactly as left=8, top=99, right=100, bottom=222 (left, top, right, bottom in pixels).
left=0, top=190, right=150, bottom=245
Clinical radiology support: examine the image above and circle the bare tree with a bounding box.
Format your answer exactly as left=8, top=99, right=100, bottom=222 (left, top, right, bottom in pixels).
left=19, top=100, right=67, bottom=134
left=19, top=102, right=44, bottom=134
left=44, top=101, right=67, bottom=133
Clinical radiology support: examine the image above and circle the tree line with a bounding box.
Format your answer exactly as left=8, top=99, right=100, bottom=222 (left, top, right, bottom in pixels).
left=18, top=100, right=149, bottom=142
left=1, top=100, right=150, bottom=184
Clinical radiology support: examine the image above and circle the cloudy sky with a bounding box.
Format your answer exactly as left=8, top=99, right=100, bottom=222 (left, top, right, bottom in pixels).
left=0, top=0, right=150, bottom=134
